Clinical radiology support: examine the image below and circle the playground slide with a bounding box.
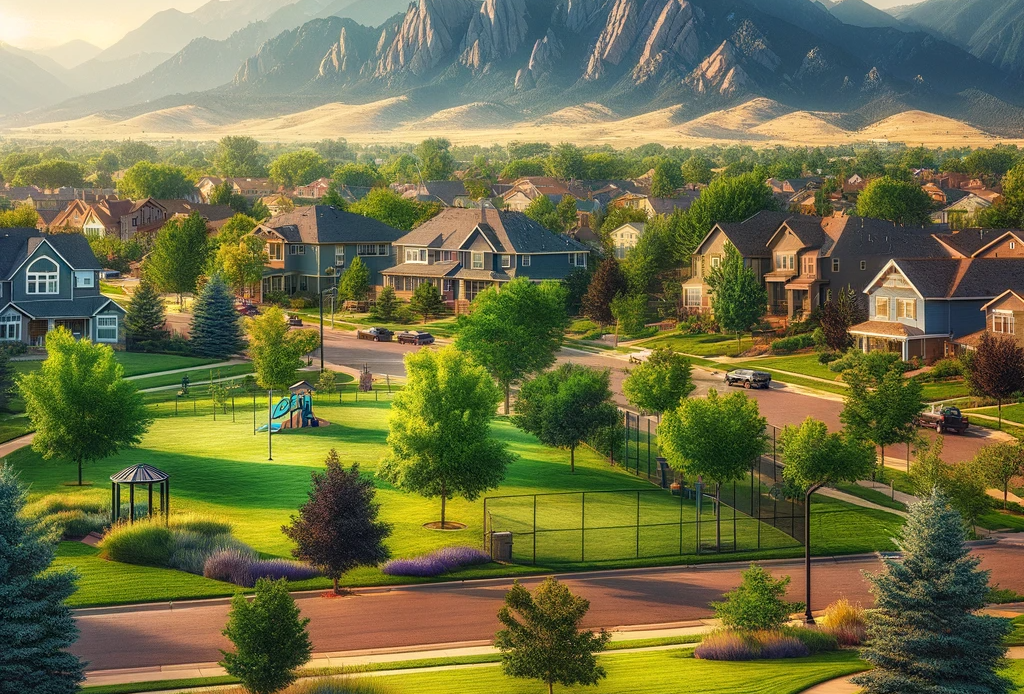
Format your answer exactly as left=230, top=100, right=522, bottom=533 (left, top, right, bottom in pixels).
left=256, top=394, right=318, bottom=432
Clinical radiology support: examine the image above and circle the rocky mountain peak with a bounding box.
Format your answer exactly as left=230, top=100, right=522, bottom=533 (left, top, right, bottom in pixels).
left=584, top=0, right=640, bottom=81
left=375, top=0, right=475, bottom=77
left=688, top=40, right=751, bottom=97
left=515, top=29, right=563, bottom=88
left=555, top=0, right=611, bottom=33
left=632, top=0, right=701, bottom=83
left=319, top=27, right=357, bottom=77
left=460, top=0, right=529, bottom=71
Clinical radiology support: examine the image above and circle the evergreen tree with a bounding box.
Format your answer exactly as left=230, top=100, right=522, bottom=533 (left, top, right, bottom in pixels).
left=284, top=450, right=391, bottom=593
left=190, top=275, right=245, bottom=359
left=853, top=492, right=1012, bottom=694
left=651, top=159, right=684, bottom=197
left=819, top=287, right=866, bottom=352
left=409, top=282, right=446, bottom=323
left=0, top=463, right=85, bottom=694
left=321, top=183, right=349, bottom=210
left=370, top=285, right=399, bottom=321
left=123, top=280, right=167, bottom=345
left=0, top=349, right=13, bottom=412
left=338, top=256, right=370, bottom=302
left=495, top=577, right=610, bottom=694
left=220, top=578, right=312, bottom=694
left=582, top=257, right=626, bottom=326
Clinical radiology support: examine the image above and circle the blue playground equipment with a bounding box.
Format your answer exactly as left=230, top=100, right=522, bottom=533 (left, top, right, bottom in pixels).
left=256, top=381, right=319, bottom=433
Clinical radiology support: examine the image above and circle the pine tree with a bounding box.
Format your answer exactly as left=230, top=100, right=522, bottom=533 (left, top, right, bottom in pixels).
left=283, top=450, right=391, bottom=593
left=853, top=492, right=1012, bottom=694
left=190, top=274, right=244, bottom=359
left=123, top=280, right=167, bottom=344
left=706, top=242, right=767, bottom=346
left=0, top=463, right=85, bottom=693
left=409, top=282, right=446, bottom=323
left=371, top=285, right=399, bottom=321
left=220, top=578, right=312, bottom=694
left=0, top=349, right=12, bottom=412
left=338, top=256, right=370, bottom=302
left=582, top=257, right=626, bottom=326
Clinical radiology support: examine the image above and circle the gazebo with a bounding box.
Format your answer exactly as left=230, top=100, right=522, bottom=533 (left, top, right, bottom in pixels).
left=110, top=464, right=170, bottom=525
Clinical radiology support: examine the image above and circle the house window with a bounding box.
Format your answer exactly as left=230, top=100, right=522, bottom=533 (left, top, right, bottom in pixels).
left=335, top=246, right=345, bottom=266
left=802, top=256, right=816, bottom=277
left=95, top=315, right=118, bottom=342
left=568, top=253, right=587, bottom=268
left=684, top=287, right=702, bottom=308
left=300, top=276, right=308, bottom=292
left=710, top=256, right=721, bottom=269
left=132, top=218, right=138, bottom=227
left=74, top=271, right=94, bottom=289
left=860, top=261, right=866, bottom=271
left=875, top=297, right=890, bottom=319
left=501, top=254, right=512, bottom=268
left=405, top=248, right=427, bottom=263
left=993, top=311, right=1015, bottom=334
left=357, top=244, right=389, bottom=256
left=439, top=251, right=454, bottom=262
left=896, top=299, right=917, bottom=320
left=0, top=313, right=20, bottom=342
left=26, top=257, right=59, bottom=295
left=268, top=243, right=283, bottom=261
left=832, top=258, right=840, bottom=273
left=775, top=253, right=794, bottom=271
left=1012, top=242, right=1018, bottom=250
left=472, top=252, right=485, bottom=270
left=271, top=276, right=283, bottom=292
left=288, top=245, right=305, bottom=255
left=521, top=255, right=531, bottom=267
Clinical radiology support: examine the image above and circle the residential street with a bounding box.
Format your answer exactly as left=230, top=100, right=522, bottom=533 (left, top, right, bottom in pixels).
left=72, top=543, right=1024, bottom=672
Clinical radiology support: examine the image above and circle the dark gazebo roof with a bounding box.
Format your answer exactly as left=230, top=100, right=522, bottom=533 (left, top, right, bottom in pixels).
left=289, top=381, right=315, bottom=393
left=110, top=464, right=169, bottom=484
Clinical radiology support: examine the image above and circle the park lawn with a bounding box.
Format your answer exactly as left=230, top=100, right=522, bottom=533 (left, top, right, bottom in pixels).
left=380, top=649, right=870, bottom=694
left=11, top=352, right=223, bottom=379
left=734, top=354, right=842, bottom=382
left=638, top=332, right=755, bottom=357
left=0, top=413, right=31, bottom=444
left=918, top=378, right=972, bottom=402
left=970, top=403, right=1024, bottom=426
left=130, top=363, right=254, bottom=391
left=809, top=494, right=902, bottom=554
left=99, top=281, right=126, bottom=296
left=832, top=483, right=908, bottom=513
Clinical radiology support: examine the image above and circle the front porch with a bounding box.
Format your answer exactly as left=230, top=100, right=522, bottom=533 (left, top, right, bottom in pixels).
left=850, top=320, right=948, bottom=363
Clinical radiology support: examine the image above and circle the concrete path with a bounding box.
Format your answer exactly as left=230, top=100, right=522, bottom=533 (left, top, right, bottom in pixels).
left=816, top=487, right=908, bottom=518
left=0, top=432, right=33, bottom=458
left=123, top=359, right=247, bottom=381
left=856, top=480, right=918, bottom=507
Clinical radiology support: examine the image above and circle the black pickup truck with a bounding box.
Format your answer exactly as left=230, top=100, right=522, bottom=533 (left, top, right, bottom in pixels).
left=724, top=369, right=772, bottom=390
left=915, top=406, right=970, bottom=434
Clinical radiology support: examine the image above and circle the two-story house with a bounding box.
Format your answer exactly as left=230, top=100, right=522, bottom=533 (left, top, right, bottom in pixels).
left=610, top=222, right=646, bottom=259
left=52, top=198, right=167, bottom=240
left=254, top=206, right=404, bottom=300
left=682, top=210, right=788, bottom=312
left=849, top=258, right=1024, bottom=362
left=0, top=228, right=125, bottom=347
left=381, top=208, right=589, bottom=303
left=763, top=217, right=837, bottom=318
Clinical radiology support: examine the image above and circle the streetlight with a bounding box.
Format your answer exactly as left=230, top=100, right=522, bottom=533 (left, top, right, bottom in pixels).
left=319, top=286, right=337, bottom=372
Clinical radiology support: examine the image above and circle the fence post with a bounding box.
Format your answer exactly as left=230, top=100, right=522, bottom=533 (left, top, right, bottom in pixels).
left=482, top=498, right=487, bottom=552
left=533, top=495, right=537, bottom=566
left=678, top=486, right=684, bottom=555
left=647, top=419, right=651, bottom=479
left=732, top=480, right=737, bottom=552
left=636, top=490, right=641, bottom=559
left=581, top=492, right=586, bottom=563
left=252, top=392, right=256, bottom=434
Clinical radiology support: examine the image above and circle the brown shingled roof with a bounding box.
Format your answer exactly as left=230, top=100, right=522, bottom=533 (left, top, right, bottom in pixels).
left=849, top=321, right=925, bottom=338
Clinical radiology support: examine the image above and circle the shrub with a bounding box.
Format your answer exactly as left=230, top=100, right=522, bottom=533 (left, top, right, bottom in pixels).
left=39, top=510, right=108, bottom=539
left=770, top=333, right=815, bottom=354
left=100, top=519, right=174, bottom=566
left=782, top=626, right=839, bottom=654
left=818, top=598, right=868, bottom=646
left=0, top=342, right=28, bottom=357
left=204, top=548, right=258, bottom=585
left=569, top=319, right=599, bottom=335
left=248, top=559, right=321, bottom=585
left=168, top=530, right=251, bottom=575
left=168, top=513, right=233, bottom=537
left=286, top=677, right=391, bottom=694
left=24, top=493, right=106, bottom=517
left=926, top=358, right=964, bottom=380
left=828, top=349, right=907, bottom=376
left=756, top=632, right=810, bottom=659
left=693, top=631, right=756, bottom=661
left=679, top=313, right=719, bottom=335
left=712, top=564, right=803, bottom=632
left=987, top=585, right=1024, bottom=605
left=381, top=546, right=492, bottom=577
left=817, top=351, right=840, bottom=365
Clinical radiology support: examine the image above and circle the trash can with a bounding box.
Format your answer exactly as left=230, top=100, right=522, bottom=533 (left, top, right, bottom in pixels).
left=490, top=531, right=513, bottom=562
left=657, top=457, right=671, bottom=489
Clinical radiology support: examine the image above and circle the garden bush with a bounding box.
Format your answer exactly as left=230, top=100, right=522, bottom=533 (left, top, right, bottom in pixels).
left=0, top=341, right=28, bottom=357
left=817, top=351, right=840, bottom=365
left=203, top=549, right=320, bottom=587
left=100, top=519, right=175, bottom=566
left=694, top=629, right=824, bottom=661
left=924, top=358, right=964, bottom=380
left=693, top=631, right=756, bottom=661
left=818, top=599, right=867, bottom=646
left=168, top=513, right=233, bottom=536
left=284, top=677, right=391, bottom=694
left=39, top=510, right=108, bottom=539
left=770, top=333, right=815, bottom=354
left=168, top=530, right=251, bottom=575
left=781, top=626, right=839, bottom=654
left=24, top=493, right=106, bottom=517
left=679, top=313, right=719, bottom=335
left=381, top=546, right=491, bottom=577
left=756, top=632, right=810, bottom=659
left=828, top=350, right=907, bottom=376
left=712, top=564, right=803, bottom=632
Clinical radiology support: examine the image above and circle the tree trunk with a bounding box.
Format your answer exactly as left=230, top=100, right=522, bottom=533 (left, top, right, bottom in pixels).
left=1005, top=481, right=1010, bottom=510
left=548, top=681, right=553, bottom=694
left=570, top=445, right=576, bottom=474
left=879, top=444, right=885, bottom=482
left=440, top=481, right=447, bottom=529
left=504, top=384, right=510, bottom=415
left=78, top=460, right=83, bottom=486
left=999, top=398, right=1003, bottom=430
left=333, top=576, right=339, bottom=594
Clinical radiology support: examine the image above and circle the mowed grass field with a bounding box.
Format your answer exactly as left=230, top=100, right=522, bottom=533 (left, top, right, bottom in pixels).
left=7, top=393, right=903, bottom=606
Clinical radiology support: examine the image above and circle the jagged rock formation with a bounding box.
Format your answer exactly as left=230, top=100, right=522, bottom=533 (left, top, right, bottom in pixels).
left=862, top=66, right=882, bottom=92
left=319, top=27, right=359, bottom=77
left=633, top=0, right=701, bottom=82
left=460, top=0, right=529, bottom=70
left=688, top=41, right=750, bottom=97
left=375, top=0, right=475, bottom=77
left=584, top=0, right=640, bottom=80
left=515, top=30, right=562, bottom=88
left=731, top=20, right=780, bottom=72
left=555, top=0, right=610, bottom=33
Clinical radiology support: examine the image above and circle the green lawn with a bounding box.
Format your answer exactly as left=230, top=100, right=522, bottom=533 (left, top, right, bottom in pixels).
left=734, top=354, right=842, bottom=382
left=833, top=483, right=908, bottom=513
left=638, top=332, right=756, bottom=357
left=293, top=309, right=461, bottom=339
left=918, top=379, right=972, bottom=403
left=12, top=352, right=223, bottom=379
left=130, top=363, right=255, bottom=391
left=0, top=412, right=31, bottom=444
left=970, top=403, right=1024, bottom=426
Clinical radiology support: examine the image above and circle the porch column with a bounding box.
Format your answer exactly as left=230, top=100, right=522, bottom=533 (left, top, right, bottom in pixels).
left=902, top=340, right=909, bottom=361
left=459, top=279, right=466, bottom=299
left=786, top=289, right=795, bottom=319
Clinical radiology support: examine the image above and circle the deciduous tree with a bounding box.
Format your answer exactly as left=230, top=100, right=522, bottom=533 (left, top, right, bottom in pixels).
left=966, top=333, right=1024, bottom=429
left=676, top=171, right=777, bottom=263
left=706, top=243, right=767, bottom=345
left=350, top=188, right=439, bottom=231
left=622, top=348, right=694, bottom=417
left=712, top=564, right=802, bottom=632
left=146, top=212, right=208, bottom=303
left=857, top=176, right=933, bottom=226
left=524, top=194, right=563, bottom=233
left=495, top=577, right=610, bottom=694
left=247, top=307, right=317, bottom=390
left=456, top=278, right=569, bottom=413
left=414, top=138, right=456, bottom=181
left=582, top=257, right=626, bottom=326
left=651, top=159, right=684, bottom=197
left=659, top=389, right=767, bottom=550
left=841, top=363, right=924, bottom=477
left=117, top=162, right=195, bottom=200
left=332, top=163, right=382, bottom=188
left=220, top=578, right=311, bottom=694
left=380, top=346, right=515, bottom=528
left=975, top=441, right=1024, bottom=509
left=0, top=463, right=85, bottom=693
left=268, top=149, right=331, bottom=187
left=11, top=159, right=85, bottom=189
left=337, top=256, right=370, bottom=302
left=215, top=136, right=267, bottom=178
left=215, top=234, right=268, bottom=298
left=853, top=491, right=1012, bottom=694
left=512, top=363, right=619, bottom=473
left=283, top=450, right=391, bottom=593
left=20, top=328, right=152, bottom=485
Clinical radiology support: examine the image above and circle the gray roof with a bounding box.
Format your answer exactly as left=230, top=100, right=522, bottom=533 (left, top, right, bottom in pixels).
left=261, top=206, right=404, bottom=245
left=0, top=228, right=102, bottom=279
left=11, top=296, right=124, bottom=319
left=416, top=181, right=468, bottom=207
left=779, top=217, right=829, bottom=249
left=711, top=210, right=789, bottom=257
left=932, top=228, right=1013, bottom=258
left=893, top=258, right=1024, bottom=298
left=111, top=464, right=169, bottom=484
left=827, top=217, right=946, bottom=260
left=395, top=208, right=588, bottom=255
left=647, top=192, right=700, bottom=215
left=382, top=262, right=460, bottom=277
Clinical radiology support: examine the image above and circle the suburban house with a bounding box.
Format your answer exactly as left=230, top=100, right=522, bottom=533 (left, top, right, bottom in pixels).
left=682, top=210, right=789, bottom=312
left=381, top=207, right=589, bottom=303
left=51, top=198, right=167, bottom=240
left=849, top=258, right=1024, bottom=362
left=156, top=200, right=235, bottom=233
left=0, top=228, right=125, bottom=347
left=932, top=192, right=992, bottom=225
left=610, top=222, right=646, bottom=259
left=294, top=178, right=332, bottom=199
left=953, top=289, right=1024, bottom=351
left=500, top=177, right=586, bottom=212
left=198, top=177, right=277, bottom=202
left=609, top=191, right=700, bottom=216
left=763, top=217, right=838, bottom=318
left=402, top=181, right=472, bottom=207
left=254, top=206, right=405, bottom=301
left=260, top=194, right=294, bottom=217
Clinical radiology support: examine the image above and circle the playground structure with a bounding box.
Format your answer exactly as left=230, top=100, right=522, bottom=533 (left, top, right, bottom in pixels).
left=257, top=381, right=327, bottom=433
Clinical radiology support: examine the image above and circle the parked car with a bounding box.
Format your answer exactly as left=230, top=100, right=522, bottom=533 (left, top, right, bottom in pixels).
left=236, top=303, right=260, bottom=317
left=287, top=313, right=303, bottom=327
left=397, top=331, right=435, bottom=346
left=915, top=406, right=970, bottom=434
left=628, top=349, right=652, bottom=364
left=357, top=327, right=394, bottom=342
left=724, top=369, right=772, bottom=389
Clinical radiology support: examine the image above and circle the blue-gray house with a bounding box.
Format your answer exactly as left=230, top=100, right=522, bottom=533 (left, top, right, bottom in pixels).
left=381, top=208, right=589, bottom=303
left=850, top=257, right=1024, bottom=362
left=254, top=206, right=405, bottom=300
left=0, top=228, right=125, bottom=347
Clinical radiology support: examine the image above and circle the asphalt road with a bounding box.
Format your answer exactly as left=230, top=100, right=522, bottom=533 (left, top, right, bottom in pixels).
left=74, top=544, right=1024, bottom=672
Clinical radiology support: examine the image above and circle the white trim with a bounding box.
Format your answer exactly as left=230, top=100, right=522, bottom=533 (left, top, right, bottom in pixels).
left=95, top=315, right=118, bottom=343
left=26, top=255, right=60, bottom=295
left=970, top=230, right=1024, bottom=258
left=458, top=226, right=499, bottom=253
left=6, top=239, right=84, bottom=280
left=982, top=290, right=1024, bottom=312
left=862, top=259, right=925, bottom=300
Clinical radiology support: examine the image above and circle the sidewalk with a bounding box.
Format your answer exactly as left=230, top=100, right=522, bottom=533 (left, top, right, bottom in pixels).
left=124, top=359, right=248, bottom=381
left=816, top=487, right=908, bottom=518
left=82, top=623, right=711, bottom=688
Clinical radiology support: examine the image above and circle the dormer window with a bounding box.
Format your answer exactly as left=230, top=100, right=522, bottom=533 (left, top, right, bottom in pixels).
left=26, top=257, right=59, bottom=295
left=406, top=248, right=427, bottom=263
left=268, top=243, right=283, bottom=261
left=472, top=252, right=485, bottom=269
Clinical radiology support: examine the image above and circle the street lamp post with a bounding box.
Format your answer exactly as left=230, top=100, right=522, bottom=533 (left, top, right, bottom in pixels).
left=319, top=286, right=337, bottom=373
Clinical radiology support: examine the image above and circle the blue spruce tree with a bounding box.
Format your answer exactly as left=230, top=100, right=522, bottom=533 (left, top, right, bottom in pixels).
left=190, top=274, right=245, bottom=359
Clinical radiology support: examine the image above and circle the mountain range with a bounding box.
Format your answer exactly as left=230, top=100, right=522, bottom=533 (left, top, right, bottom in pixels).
left=5, top=0, right=1024, bottom=144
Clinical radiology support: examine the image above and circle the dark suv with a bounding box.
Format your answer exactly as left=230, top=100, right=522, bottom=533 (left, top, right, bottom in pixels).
left=397, top=331, right=435, bottom=345
left=724, top=369, right=772, bottom=389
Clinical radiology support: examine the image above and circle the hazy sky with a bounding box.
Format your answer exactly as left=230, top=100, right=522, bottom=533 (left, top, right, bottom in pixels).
left=0, top=0, right=929, bottom=51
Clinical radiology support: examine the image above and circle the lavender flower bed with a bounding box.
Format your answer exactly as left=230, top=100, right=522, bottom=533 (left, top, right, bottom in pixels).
left=203, top=549, right=320, bottom=587
left=381, top=546, right=492, bottom=577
